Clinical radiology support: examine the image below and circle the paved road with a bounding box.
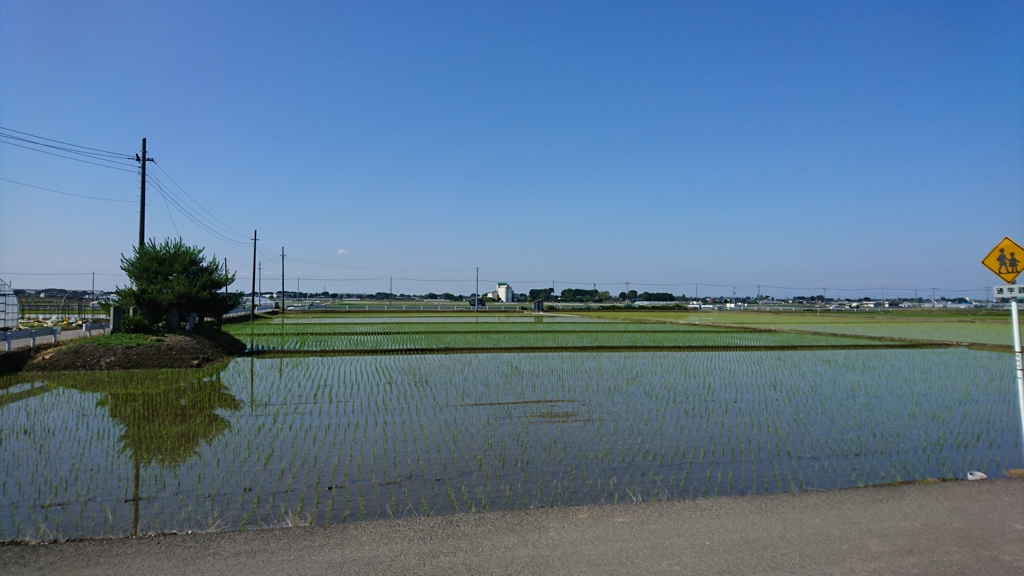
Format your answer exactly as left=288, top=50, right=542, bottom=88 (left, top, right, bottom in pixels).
left=3, top=478, right=1022, bottom=575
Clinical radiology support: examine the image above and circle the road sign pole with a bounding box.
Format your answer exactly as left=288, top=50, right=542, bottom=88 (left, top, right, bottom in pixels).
left=983, top=237, right=1024, bottom=463
left=1012, top=300, right=1024, bottom=455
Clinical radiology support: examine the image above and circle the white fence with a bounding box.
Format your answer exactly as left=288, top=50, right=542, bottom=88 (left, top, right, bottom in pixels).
left=224, top=305, right=277, bottom=319
left=83, top=322, right=111, bottom=337
left=2, top=327, right=61, bottom=352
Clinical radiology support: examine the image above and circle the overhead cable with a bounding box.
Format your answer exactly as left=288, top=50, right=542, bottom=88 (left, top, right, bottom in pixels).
left=0, top=126, right=133, bottom=157
left=0, top=177, right=134, bottom=203
left=280, top=255, right=471, bottom=272
left=0, top=140, right=138, bottom=172
left=147, top=172, right=248, bottom=242
left=153, top=161, right=245, bottom=238
left=146, top=175, right=248, bottom=246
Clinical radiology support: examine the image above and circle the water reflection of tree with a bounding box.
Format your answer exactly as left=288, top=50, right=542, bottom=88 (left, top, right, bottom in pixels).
left=97, top=373, right=241, bottom=468
left=62, top=368, right=242, bottom=535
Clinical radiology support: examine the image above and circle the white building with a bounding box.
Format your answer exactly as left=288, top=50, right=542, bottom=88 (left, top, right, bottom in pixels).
left=0, top=278, right=18, bottom=330
left=496, top=282, right=514, bottom=303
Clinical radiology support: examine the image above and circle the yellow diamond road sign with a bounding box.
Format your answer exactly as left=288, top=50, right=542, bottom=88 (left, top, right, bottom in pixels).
left=982, top=237, right=1024, bottom=283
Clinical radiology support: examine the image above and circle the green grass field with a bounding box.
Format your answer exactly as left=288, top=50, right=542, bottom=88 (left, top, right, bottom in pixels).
left=572, top=310, right=1022, bottom=347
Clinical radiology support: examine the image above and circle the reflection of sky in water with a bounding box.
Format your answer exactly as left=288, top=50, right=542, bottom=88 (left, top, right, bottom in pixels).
left=1, top=349, right=1020, bottom=541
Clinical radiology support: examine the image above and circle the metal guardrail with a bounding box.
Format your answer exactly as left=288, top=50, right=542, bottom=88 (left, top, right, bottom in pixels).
left=83, top=322, right=111, bottom=337
left=224, top=306, right=277, bottom=319
left=2, top=327, right=61, bottom=352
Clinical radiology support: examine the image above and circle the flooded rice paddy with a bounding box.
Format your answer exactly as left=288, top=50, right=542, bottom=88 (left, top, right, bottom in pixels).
left=2, top=339, right=1021, bottom=541
left=226, top=316, right=922, bottom=353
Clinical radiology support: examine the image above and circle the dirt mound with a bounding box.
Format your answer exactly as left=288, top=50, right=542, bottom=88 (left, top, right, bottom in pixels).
left=24, top=333, right=244, bottom=372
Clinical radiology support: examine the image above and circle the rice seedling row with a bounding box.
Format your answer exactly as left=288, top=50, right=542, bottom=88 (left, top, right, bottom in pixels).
left=236, top=328, right=898, bottom=353
left=226, top=322, right=738, bottom=336
left=581, top=311, right=1022, bottom=346
left=1, top=348, right=1019, bottom=541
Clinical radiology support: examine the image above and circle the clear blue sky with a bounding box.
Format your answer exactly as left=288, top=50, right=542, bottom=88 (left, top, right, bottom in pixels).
left=1, top=0, right=1022, bottom=299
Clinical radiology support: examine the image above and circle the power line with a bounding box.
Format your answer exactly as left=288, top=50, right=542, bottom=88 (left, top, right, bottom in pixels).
left=235, top=276, right=390, bottom=283
left=393, top=277, right=474, bottom=282
left=285, top=257, right=475, bottom=274
left=153, top=161, right=245, bottom=238
left=255, top=239, right=280, bottom=261
left=146, top=171, right=249, bottom=243
left=0, top=140, right=138, bottom=172
left=0, top=272, right=126, bottom=277
left=0, top=177, right=134, bottom=203
left=0, top=133, right=133, bottom=162
left=146, top=174, right=248, bottom=246
left=0, top=269, right=995, bottom=300
left=0, top=126, right=133, bottom=157
left=0, top=128, right=254, bottom=249
left=147, top=184, right=248, bottom=246
left=631, top=282, right=747, bottom=288
left=157, top=185, right=181, bottom=236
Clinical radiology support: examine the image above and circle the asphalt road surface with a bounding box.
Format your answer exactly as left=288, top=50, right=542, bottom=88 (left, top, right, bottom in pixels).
left=2, top=478, right=1022, bottom=575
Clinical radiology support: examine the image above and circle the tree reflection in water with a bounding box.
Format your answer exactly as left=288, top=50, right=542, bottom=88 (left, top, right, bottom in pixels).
left=90, top=369, right=242, bottom=535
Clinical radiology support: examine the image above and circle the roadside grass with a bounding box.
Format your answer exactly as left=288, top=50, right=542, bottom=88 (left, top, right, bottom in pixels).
left=65, top=333, right=164, bottom=348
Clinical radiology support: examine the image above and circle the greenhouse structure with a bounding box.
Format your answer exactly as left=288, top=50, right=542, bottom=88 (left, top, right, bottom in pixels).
left=0, top=278, right=18, bottom=330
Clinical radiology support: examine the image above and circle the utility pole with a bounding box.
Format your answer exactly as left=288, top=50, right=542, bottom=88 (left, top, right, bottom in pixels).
left=281, top=247, right=285, bottom=312
left=224, top=258, right=228, bottom=296
left=625, top=282, right=630, bottom=300
left=259, top=261, right=262, bottom=297
left=475, top=267, right=479, bottom=312
left=250, top=230, right=257, bottom=323
left=135, top=138, right=153, bottom=250
left=91, top=272, right=95, bottom=298
left=389, top=277, right=393, bottom=308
